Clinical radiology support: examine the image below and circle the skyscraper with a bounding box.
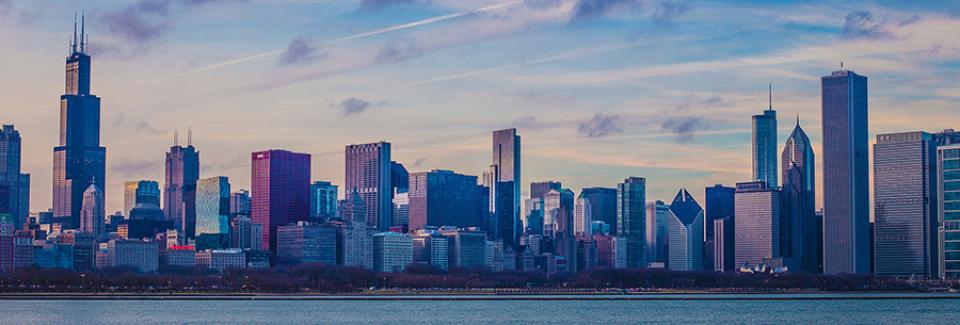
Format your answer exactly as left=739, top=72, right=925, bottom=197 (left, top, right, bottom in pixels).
left=251, top=149, right=311, bottom=252
left=78, top=184, right=104, bottom=238
left=0, top=125, right=29, bottom=229
left=938, top=144, right=960, bottom=278
left=617, top=177, right=646, bottom=268
left=530, top=181, right=561, bottom=201
left=705, top=184, right=735, bottom=271
left=309, top=181, right=338, bottom=221
left=667, top=189, right=704, bottom=271
left=195, top=176, right=231, bottom=250
left=734, top=181, right=780, bottom=268
left=164, top=133, right=199, bottom=239
left=752, top=85, right=778, bottom=188
left=123, top=180, right=160, bottom=219
left=492, top=128, right=521, bottom=248
left=345, top=142, right=392, bottom=231
left=580, top=187, right=617, bottom=234
left=407, top=170, right=481, bottom=230
left=574, top=194, right=592, bottom=236
left=821, top=69, right=870, bottom=275
left=52, top=16, right=105, bottom=229
left=782, top=120, right=818, bottom=273
left=873, top=131, right=937, bottom=277
left=645, top=200, right=670, bottom=265
left=230, top=190, right=250, bottom=218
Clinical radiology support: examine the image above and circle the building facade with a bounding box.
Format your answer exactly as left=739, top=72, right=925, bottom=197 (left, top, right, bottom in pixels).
left=310, top=181, right=338, bottom=221
left=195, top=176, right=231, bottom=249
left=408, top=170, right=481, bottom=230
left=345, top=142, right=392, bottom=231
left=251, top=150, right=311, bottom=252
left=734, top=181, right=781, bottom=268
left=617, top=177, right=646, bottom=267
left=781, top=121, right=819, bottom=273
left=491, top=129, right=521, bottom=248
left=666, top=189, right=704, bottom=271
left=0, top=125, right=30, bottom=229
left=938, top=144, right=960, bottom=278
left=752, top=105, right=778, bottom=188
left=874, top=131, right=937, bottom=277
left=373, top=231, right=413, bottom=272
left=705, top=184, right=735, bottom=271
left=164, top=142, right=199, bottom=239
left=821, top=69, right=870, bottom=275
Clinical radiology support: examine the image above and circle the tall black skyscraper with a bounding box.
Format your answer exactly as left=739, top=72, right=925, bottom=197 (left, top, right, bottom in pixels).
left=52, top=15, right=105, bottom=229
left=705, top=184, right=735, bottom=271
left=164, top=132, right=200, bottom=239
left=822, top=69, right=870, bottom=275
left=490, top=128, right=521, bottom=248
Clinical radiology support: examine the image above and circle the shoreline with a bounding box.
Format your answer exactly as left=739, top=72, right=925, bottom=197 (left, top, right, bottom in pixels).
left=1, top=291, right=958, bottom=301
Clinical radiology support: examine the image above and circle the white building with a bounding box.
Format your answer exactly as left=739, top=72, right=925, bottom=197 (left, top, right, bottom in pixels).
left=373, top=231, right=412, bottom=273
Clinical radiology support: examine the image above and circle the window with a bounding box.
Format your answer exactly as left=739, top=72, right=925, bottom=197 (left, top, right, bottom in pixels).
left=946, top=171, right=960, bottom=180
left=946, top=231, right=960, bottom=241
left=946, top=242, right=960, bottom=251
left=946, top=182, right=960, bottom=192
left=947, top=212, right=960, bottom=222
left=945, top=150, right=960, bottom=159
left=946, top=159, right=960, bottom=170
left=946, top=192, right=960, bottom=201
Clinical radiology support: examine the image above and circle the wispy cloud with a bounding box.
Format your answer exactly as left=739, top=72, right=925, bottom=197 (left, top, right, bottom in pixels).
left=577, top=112, right=623, bottom=138
left=651, top=2, right=689, bottom=25
left=570, top=0, right=643, bottom=23
left=660, top=116, right=703, bottom=143
left=111, top=158, right=162, bottom=177
left=333, top=97, right=389, bottom=116
left=375, top=37, right=423, bottom=64
left=112, top=113, right=164, bottom=134
left=279, top=36, right=325, bottom=66
left=95, top=0, right=247, bottom=57
left=841, top=10, right=919, bottom=40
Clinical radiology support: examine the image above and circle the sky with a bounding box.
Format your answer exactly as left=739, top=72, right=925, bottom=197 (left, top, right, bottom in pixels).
left=1, top=0, right=959, bottom=214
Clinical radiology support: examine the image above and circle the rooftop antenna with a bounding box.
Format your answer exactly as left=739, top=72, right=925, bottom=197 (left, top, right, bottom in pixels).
left=187, top=127, right=192, bottom=147
left=71, top=12, right=78, bottom=54
left=841, top=61, right=844, bottom=70
left=796, top=113, right=800, bottom=126
left=174, top=130, right=179, bottom=146
left=768, top=83, right=772, bottom=110
left=80, top=11, right=86, bottom=53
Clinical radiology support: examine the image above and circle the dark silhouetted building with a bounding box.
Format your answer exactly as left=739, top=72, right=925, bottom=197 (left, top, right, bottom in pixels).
left=705, top=184, right=735, bottom=271
left=490, top=129, right=521, bottom=248
left=164, top=135, right=199, bottom=239
left=617, top=177, right=646, bottom=267
left=782, top=120, right=818, bottom=273
left=1, top=125, right=30, bottom=229
left=52, top=18, right=105, bottom=229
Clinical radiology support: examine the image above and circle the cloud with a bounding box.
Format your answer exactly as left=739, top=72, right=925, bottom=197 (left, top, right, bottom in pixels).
left=359, top=0, right=430, bottom=11
left=651, top=2, right=688, bottom=25
left=577, top=112, right=623, bottom=138
left=111, top=158, right=162, bottom=177
left=333, top=97, right=388, bottom=116
left=570, top=0, right=643, bottom=23
left=97, top=0, right=247, bottom=55
left=673, top=94, right=722, bottom=112
left=375, top=37, right=423, bottom=64
left=841, top=10, right=919, bottom=40
left=660, top=116, right=703, bottom=143
left=279, top=36, right=325, bottom=66
left=112, top=113, right=164, bottom=134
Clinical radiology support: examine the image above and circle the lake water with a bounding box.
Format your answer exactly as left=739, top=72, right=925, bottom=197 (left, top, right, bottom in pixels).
left=1, top=294, right=958, bottom=324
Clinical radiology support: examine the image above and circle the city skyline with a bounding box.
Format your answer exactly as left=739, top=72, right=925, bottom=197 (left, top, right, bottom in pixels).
left=2, top=1, right=959, bottom=216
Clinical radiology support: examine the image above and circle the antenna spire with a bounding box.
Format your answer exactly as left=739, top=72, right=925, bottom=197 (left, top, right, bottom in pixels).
left=80, top=11, right=86, bottom=53
left=174, top=130, right=179, bottom=146
left=796, top=114, right=800, bottom=127
left=71, top=12, right=78, bottom=54
left=768, top=83, right=772, bottom=111
left=187, top=127, right=193, bottom=147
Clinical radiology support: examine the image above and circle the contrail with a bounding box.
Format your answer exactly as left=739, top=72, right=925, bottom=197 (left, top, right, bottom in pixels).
left=378, top=41, right=644, bottom=91
left=189, top=0, right=523, bottom=74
